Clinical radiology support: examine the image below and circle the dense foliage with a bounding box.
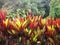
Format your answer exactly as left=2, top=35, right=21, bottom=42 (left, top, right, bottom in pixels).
left=0, top=9, right=60, bottom=45
left=0, top=0, right=60, bottom=44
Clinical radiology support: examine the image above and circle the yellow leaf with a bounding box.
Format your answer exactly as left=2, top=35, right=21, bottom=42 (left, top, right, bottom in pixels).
left=19, top=37, right=22, bottom=42
left=37, top=27, right=41, bottom=35
left=7, top=30, right=12, bottom=34
left=52, top=25, right=55, bottom=31
left=16, top=19, right=21, bottom=28
left=28, top=29, right=32, bottom=34
left=13, top=22, right=20, bottom=30
left=48, top=37, right=54, bottom=43
left=34, top=30, right=37, bottom=35
left=48, top=26, right=55, bottom=31
left=33, top=35, right=37, bottom=42
left=22, top=20, right=27, bottom=27
left=41, top=19, right=47, bottom=25
left=25, top=28, right=29, bottom=32
left=11, top=29, right=16, bottom=34
left=4, top=19, right=9, bottom=27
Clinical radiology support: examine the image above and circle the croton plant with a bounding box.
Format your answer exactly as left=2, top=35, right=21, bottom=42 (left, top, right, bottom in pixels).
left=0, top=9, right=60, bottom=45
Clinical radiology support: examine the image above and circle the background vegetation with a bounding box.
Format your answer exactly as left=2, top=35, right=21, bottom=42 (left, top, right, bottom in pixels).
left=0, top=0, right=60, bottom=18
